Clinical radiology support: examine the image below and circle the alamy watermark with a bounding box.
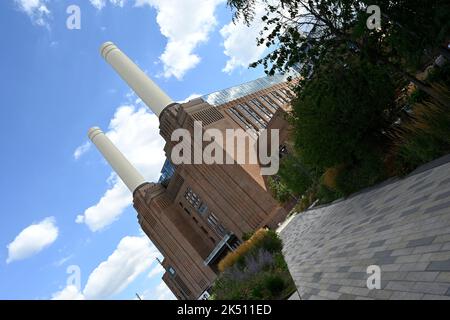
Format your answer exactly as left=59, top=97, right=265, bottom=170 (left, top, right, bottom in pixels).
left=66, top=264, right=82, bottom=291
left=367, top=5, right=382, bottom=30
left=170, top=121, right=280, bottom=175
left=367, top=265, right=381, bottom=290
left=66, top=5, right=81, bottom=30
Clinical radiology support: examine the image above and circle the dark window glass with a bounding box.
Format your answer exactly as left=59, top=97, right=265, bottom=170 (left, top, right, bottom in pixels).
left=249, top=98, right=273, bottom=120
left=260, top=95, right=279, bottom=112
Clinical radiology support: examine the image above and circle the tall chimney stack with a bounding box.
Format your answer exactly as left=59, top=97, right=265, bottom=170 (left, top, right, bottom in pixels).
left=88, top=127, right=146, bottom=193
left=100, top=42, right=172, bottom=116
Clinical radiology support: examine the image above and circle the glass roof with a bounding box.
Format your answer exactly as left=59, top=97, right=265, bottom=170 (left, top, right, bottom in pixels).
left=201, top=74, right=291, bottom=106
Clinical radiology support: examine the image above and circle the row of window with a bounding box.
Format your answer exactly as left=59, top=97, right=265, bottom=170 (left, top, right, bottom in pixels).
left=183, top=187, right=228, bottom=238
left=228, top=88, right=292, bottom=133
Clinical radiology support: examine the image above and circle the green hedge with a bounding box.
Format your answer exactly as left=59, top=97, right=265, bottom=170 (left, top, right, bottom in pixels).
left=210, top=231, right=295, bottom=300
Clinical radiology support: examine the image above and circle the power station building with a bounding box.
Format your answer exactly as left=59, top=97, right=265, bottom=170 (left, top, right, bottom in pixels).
left=89, top=42, right=294, bottom=300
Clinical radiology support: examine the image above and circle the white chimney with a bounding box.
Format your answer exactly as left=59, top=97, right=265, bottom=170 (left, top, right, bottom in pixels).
left=100, top=41, right=172, bottom=116
left=88, top=127, right=146, bottom=193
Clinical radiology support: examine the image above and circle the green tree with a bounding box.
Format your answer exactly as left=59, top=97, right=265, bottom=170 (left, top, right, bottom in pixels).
left=292, top=55, right=396, bottom=169
left=226, top=0, right=450, bottom=103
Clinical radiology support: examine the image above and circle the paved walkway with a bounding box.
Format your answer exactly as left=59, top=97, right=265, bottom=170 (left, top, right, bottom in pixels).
left=280, top=157, right=450, bottom=300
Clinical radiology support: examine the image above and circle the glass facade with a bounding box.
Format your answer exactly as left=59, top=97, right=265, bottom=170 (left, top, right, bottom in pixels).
left=249, top=98, right=273, bottom=120
left=228, top=107, right=257, bottom=134
left=184, top=187, right=202, bottom=209
left=168, top=266, right=176, bottom=276
left=158, top=159, right=176, bottom=183
left=260, top=95, right=279, bottom=112
left=184, top=187, right=228, bottom=237
left=201, top=74, right=290, bottom=107
left=207, top=212, right=227, bottom=237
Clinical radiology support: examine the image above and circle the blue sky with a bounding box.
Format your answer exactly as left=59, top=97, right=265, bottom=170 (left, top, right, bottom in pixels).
left=0, top=0, right=268, bottom=300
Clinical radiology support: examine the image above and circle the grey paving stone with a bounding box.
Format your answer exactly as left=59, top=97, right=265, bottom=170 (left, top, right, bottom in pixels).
left=390, top=291, right=424, bottom=300
left=405, top=272, right=439, bottom=282
left=436, top=272, right=450, bottom=283
left=280, top=160, right=450, bottom=300
left=395, top=254, right=424, bottom=264
left=391, top=248, right=415, bottom=257
left=400, top=207, right=419, bottom=217
left=424, top=200, right=450, bottom=214
left=376, top=256, right=398, bottom=265
left=412, top=282, right=450, bottom=295
left=413, top=244, right=443, bottom=256
left=368, top=289, right=393, bottom=300
left=434, top=190, right=450, bottom=201
left=369, top=240, right=386, bottom=248
left=427, top=259, right=450, bottom=271
left=337, top=266, right=351, bottom=272
left=376, top=225, right=393, bottom=233
left=385, top=281, right=416, bottom=292
left=407, top=236, right=436, bottom=248
left=327, top=284, right=341, bottom=292
left=423, top=294, right=450, bottom=300
left=373, top=250, right=394, bottom=258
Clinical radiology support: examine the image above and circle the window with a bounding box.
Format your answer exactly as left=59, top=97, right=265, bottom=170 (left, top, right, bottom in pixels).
left=207, top=213, right=219, bottom=226
left=270, top=91, right=288, bottom=104
left=207, top=213, right=227, bottom=237
left=280, top=88, right=294, bottom=99
left=168, top=266, right=176, bottom=277
left=238, top=103, right=266, bottom=128
left=249, top=98, right=273, bottom=120
left=184, top=187, right=201, bottom=209
left=200, top=226, right=208, bottom=235
left=260, top=95, right=279, bottom=112
left=198, top=203, right=208, bottom=216
left=228, top=107, right=258, bottom=133
left=184, top=208, right=191, bottom=215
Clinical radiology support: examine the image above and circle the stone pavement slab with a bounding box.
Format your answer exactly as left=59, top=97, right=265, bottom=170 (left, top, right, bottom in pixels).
left=280, top=156, right=450, bottom=300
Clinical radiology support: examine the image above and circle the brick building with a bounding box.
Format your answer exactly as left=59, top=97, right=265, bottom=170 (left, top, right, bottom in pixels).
left=88, top=42, right=294, bottom=299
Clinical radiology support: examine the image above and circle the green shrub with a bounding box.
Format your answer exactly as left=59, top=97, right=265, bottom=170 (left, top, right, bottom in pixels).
left=273, top=252, right=288, bottom=269
left=278, top=154, right=315, bottom=196
left=267, top=177, right=292, bottom=203
left=427, top=62, right=450, bottom=86
left=391, top=93, right=450, bottom=175
left=211, top=231, right=295, bottom=300
left=241, top=231, right=254, bottom=242
left=263, top=274, right=285, bottom=296
left=259, top=230, right=283, bottom=253
left=335, top=152, right=386, bottom=195
left=250, top=281, right=265, bottom=299
left=316, top=184, right=342, bottom=204
left=292, top=57, right=396, bottom=169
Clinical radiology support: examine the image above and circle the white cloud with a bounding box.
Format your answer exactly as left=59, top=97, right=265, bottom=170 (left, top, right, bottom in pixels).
left=54, top=254, right=74, bottom=267
left=147, top=263, right=164, bottom=279
left=220, top=2, right=268, bottom=73
left=154, top=281, right=175, bottom=300
left=179, top=93, right=203, bottom=103
left=76, top=178, right=131, bottom=231
left=6, top=217, right=58, bottom=263
left=52, top=285, right=85, bottom=300
left=83, top=236, right=157, bottom=299
left=73, top=141, right=91, bottom=160
left=88, top=0, right=224, bottom=78
left=89, top=0, right=126, bottom=10
left=138, top=280, right=176, bottom=300
left=76, top=105, right=165, bottom=232
left=14, top=0, right=51, bottom=26
left=52, top=236, right=159, bottom=300
left=135, top=0, right=225, bottom=79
